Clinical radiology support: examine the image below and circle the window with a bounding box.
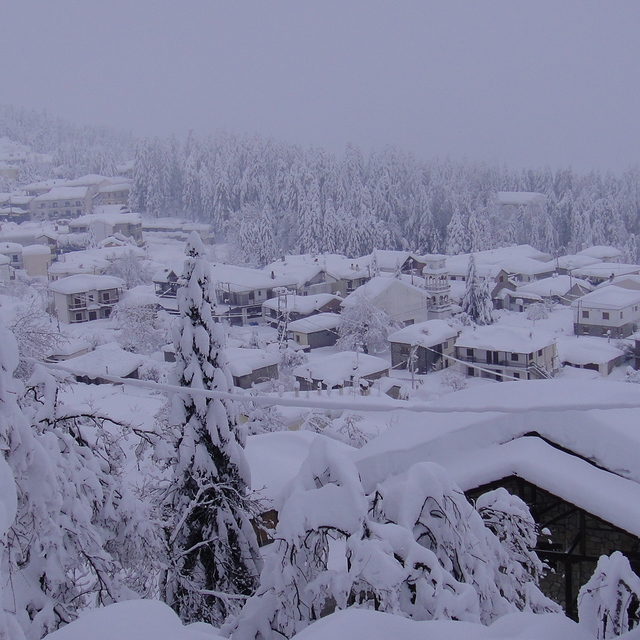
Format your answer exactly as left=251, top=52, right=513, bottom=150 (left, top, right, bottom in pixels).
left=602, top=312, right=610, bottom=320
left=75, top=312, right=83, bottom=322
left=537, top=349, right=543, bottom=356
left=443, top=341, right=448, bottom=349
left=52, top=202, right=58, bottom=208
left=511, top=353, right=519, bottom=361
left=64, top=201, right=70, bottom=206
left=513, top=372, right=520, bottom=379
left=466, top=348, right=473, bottom=357
left=39, top=203, right=46, bottom=209
left=582, top=310, right=589, bottom=319
left=75, top=200, right=81, bottom=206
left=77, top=209, right=82, bottom=215
left=620, top=312, right=624, bottom=319
left=467, top=367, right=474, bottom=376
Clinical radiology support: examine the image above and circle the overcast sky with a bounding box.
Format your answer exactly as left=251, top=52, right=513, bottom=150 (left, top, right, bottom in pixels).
left=2, top=1, right=639, bottom=172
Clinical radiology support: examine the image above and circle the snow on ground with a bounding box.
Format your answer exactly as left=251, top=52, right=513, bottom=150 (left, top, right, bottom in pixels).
left=43, top=600, right=221, bottom=640
left=40, top=597, right=593, bottom=640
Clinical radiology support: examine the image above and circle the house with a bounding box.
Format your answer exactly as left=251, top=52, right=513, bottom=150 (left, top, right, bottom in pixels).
left=341, top=276, right=429, bottom=326
left=223, top=347, right=280, bottom=389
left=264, top=256, right=342, bottom=295
left=502, top=275, right=592, bottom=312
left=22, top=244, right=52, bottom=277
left=0, top=254, right=12, bottom=282
left=553, top=253, right=602, bottom=275
left=69, top=212, right=142, bottom=244
left=370, top=249, right=426, bottom=275
left=49, top=274, right=124, bottom=323
left=388, top=320, right=459, bottom=374
left=92, top=182, right=132, bottom=207
left=0, top=242, right=23, bottom=269
left=577, top=245, right=623, bottom=264
left=455, top=326, right=558, bottom=381
left=293, top=351, right=389, bottom=391
left=0, top=227, right=58, bottom=253
left=262, top=293, right=342, bottom=327
left=557, top=336, right=625, bottom=376
left=59, top=345, right=143, bottom=384
left=45, top=339, right=93, bottom=362
left=48, top=254, right=111, bottom=281
left=572, top=286, right=640, bottom=338
left=211, top=264, right=297, bottom=325
left=30, top=186, right=93, bottom=220
left=499, top=257, right=556, bottom=283
left=572, top=262, right=640, bottom=286
left=287, top=313, right=341, bottom=350
left=354, top=379, right=640, bottom=617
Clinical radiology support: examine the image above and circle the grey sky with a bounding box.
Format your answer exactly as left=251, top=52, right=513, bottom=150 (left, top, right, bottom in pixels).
left=2, top=1, right=639, bottom=172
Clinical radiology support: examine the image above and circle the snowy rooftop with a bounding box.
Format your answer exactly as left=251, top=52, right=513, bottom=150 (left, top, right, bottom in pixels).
left=371, top=249, right=422, bottom=270
left=554, top=254, right=603, bottom=270
left=388, top=319, right=459, bottom=347
left=500, top=257, right=556, bottom=276
left=21, top=244, right=51, bottom=256
left=573, top=262, right=640, bottom=280
left=515, top=274, right=592, bottom=298
left=557, top=336, right=624, bottom=365
left=0, top=242, right=22, bottom=253
left=49, top=274, right=124, bottom=294
left=210, top=263, right=297, bottom=292
left=455, top=325, right=555, bottom=353
left=341, top=275, right=426, bottom=307
left=72, top=212, right=141, bottom=226
left=96, top=182, right=132, bottom=193
left=265, top=253, right=372, bottom=281
left=571, top=285, right=640, bottom=309
left=288, top=312, right=342, bottom=333
left=262, top=293, right=341, bottom=314
left=293, top=351, right=389, bottom=384
left=223, top=347, right=280, bottom=377
left=58, top=345, right=143, bottom=379
left=33, top=186, right=89, bottom=201
left=577, top=245, right=623, bottom=260
left=355, top=379, right=640, bottom=537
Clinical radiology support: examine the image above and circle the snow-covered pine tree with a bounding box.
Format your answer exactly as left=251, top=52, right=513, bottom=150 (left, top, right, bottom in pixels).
left=579, top=551, right=640, bottom=639
left=461, top=254, right=495, bottom=325
left=164, top=232, right=261, bottom=626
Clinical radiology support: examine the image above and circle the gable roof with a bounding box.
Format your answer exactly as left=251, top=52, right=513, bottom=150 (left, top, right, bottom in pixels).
left=354, top=379, right=640, bottom=537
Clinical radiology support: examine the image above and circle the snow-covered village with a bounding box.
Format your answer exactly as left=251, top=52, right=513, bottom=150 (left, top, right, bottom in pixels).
left=2, top=3, right=640, bottom=640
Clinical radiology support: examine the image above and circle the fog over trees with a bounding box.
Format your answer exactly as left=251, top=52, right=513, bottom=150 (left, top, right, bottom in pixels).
left=2, top=105, right=640, bottom=262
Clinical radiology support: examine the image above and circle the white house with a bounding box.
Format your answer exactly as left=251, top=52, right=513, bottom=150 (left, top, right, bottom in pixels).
left=341, top=276, right=429, bottom=326
left=22, top=244, right=52, bottom=277
left=502, top=275, right=592, bottom=312
left=572, top=286, right=640, bottom=338
left=455, top=326, right=558, bottom=381
left=49, top=274, right=124, bottom=324
left=557, top=336, right=624, bottom=376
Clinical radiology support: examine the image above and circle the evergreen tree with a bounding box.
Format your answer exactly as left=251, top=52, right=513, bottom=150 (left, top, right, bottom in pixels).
left=461, top=254, right=495, bottom=325
left=164, top=232, right=261, bottom=626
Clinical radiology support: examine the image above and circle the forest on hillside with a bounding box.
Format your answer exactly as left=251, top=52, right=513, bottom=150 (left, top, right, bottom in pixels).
left=3, top=105, right=640, bottom=263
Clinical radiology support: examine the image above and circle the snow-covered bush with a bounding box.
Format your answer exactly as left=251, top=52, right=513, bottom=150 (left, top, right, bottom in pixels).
left=579, top=551, right=640, bottom=639
left=440, top=370, right=468, bottom=392
left=226, top=440, right=556, bottom=640
left=526, top=302, right=549, bottom=322
left=104, top=251, right=153, bottom=289
left=336, top=292, right=401, bottom=354
left=111, top=300, right=166, bottom=355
